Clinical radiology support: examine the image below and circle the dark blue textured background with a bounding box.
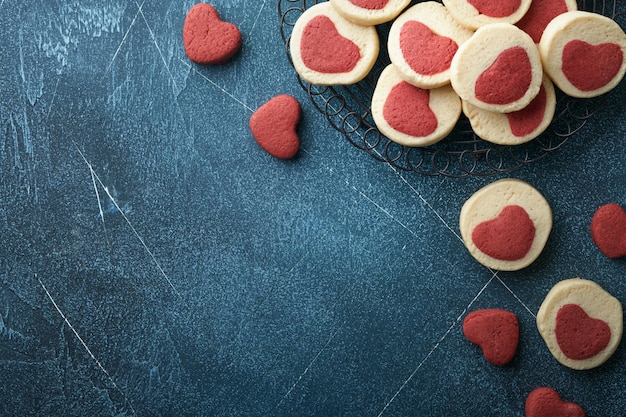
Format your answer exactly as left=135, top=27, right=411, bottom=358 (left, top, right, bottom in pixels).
left=1, top=0, right=625, bottom=416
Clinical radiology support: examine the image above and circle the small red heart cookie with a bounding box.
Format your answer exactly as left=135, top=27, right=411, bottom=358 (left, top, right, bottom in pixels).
left=539, top=11, right=626, bottom=98
left=537, top=278, right=623, bottom=370
left=463, top=74, right=557, bottom=146
left=450, top=23, right=543, bottom=113
left=463, top=309, right=519, bottom=366
left=525, top=387, right=586, bottom=417
left=249, top=95, right=301, bottom=159
left=387, top=2, right=473, bottom=89
left=443, top=0, right=532, bottom=30
left=591, top=203, right=626, bottom=259
left=371, top=64, right=461, bottom=147
left=459, top=179, right=552, bottom=271
left=289, top=2, right=379, bottom=86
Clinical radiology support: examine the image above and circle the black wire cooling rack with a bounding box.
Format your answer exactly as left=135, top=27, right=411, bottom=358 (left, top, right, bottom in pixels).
left=279, top=0, right=622, bottom=177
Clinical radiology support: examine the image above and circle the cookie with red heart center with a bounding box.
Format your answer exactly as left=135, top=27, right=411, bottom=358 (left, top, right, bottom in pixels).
left=463, top=309, right=519, bottom=366
left=183, top=3, right=242, bottom=65
left=515, top=0, right=577, bottom=43
left=539, top=11, right=626, bottom=98
left=442, top=0, right=532, bottom=30
left=450, top=23, right=543, bottom=113
left=591, top=203, right=626, bottom=259
left=371, top=64, right=461, bottom=147
left=462, top=73, right=557, bottom=145
left=537, top=278, right=623, bottom=370
left=329, top=0, right=411, bottom=25
left=249, top=95, right=301, bottom=159
left=459, top=179, right=552, bottom=271
left=525, top=387, right=586, bottom=417
left=387, top=2, right=473, bottom=89
left=289, top=2, right=379, bottom=86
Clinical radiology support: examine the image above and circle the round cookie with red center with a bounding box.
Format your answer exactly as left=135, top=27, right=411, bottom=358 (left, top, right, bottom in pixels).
left=329, top=0, right=411, bottom=26
left=515, top=0, right=577, bottom=43
left=450, top=23, right=543, bottom=113
left=289, top=2, right=379, bottom=86
left=442, top=0, right=532, bottom=30
left=539, top=11, right=626, bottom=98
left=459, top=178, right=552, bottom=271
left=387, top=1, right=474, bottom=89
left=537, top=278, right=623, bottom=370
left=371, top=64, right=461, bottom=147
left=462, top=73, right=556, bottom=145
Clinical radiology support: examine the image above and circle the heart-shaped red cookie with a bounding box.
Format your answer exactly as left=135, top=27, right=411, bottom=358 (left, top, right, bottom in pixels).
left=555, top=303, right=611, bottom=360
left=475, top=47, right=532, bottom=105
left=463, top=309, right=519, bottom=366
left=400, top=21, right=458, bottom=76
left=472, top=205, right=536, bottom=261
left=300, top=15, right=361, bottom=74
left=591, top=203, right=626, bottom=259
left=383, top=82, right=438, bottom=137
left=183, top=3, right=242, bottom=65
left=349, top=0, right=389, bottom=9
left=249, top=95, right=301, bottom=159
left=468, top=0, right=521, bottom=17
left=562, top=40, right=623, bottom=92
left=525, top=387, right=586, bottom=417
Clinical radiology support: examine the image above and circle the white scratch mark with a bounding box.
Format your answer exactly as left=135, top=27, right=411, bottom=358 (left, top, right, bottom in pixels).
left=36, top=274, right=136, bottom=415
left=354, top=187, right=421, bottom=240
left=179, top=58, right=254, bottom=113
left=249, top=0, right=267, bottom=36
left=376, top=273, right=496, bottom=417
left=87, top=158, right=110, bottom=247
left=101, top=0, right=145, bottom=81
left=278, top=321, right=346, bottom=409
left=74, top=144, right=183, bottom=301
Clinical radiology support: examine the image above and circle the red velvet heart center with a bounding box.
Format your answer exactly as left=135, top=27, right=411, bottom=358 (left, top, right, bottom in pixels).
left=525, top=387, right=586, bottom=417
left=475, top=47, right=532, bottom=105
left=400, top=21, right=458, bottom=76
left=591, top=203, right=626, bottom=259
left=383, top=82, right=438, bottom=137
left=300, top=15, right=361, bottom=74
left=516, top=0, right=569, bottom=43
left=506, top=84, right=547, bottom=137
left=463, top=309, right=519, bottom=366
left=349, top=0, right=389, bottom=10
left=472, top=205, right=536, bottom=261
left=562, top=40, right=623, bottom=91
left=467, top=0, right=521, bottom=17
left=555, top=304, right=611, bottom=360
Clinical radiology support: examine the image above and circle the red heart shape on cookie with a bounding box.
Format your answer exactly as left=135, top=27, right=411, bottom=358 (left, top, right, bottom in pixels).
left=463, top=309, right=519, bottom=366
left=183, top=3, right=242, bottom=65
left=301, top=15, right=361, bottom=74
left=555, top=304, right=611, bottom=360
left=525, top=387, right=586, bottom=417
left=349, top=0, right=389, bottom=10
left=472, top=205, right=536, bottom=261
left=591, top=203, right=626, bottom=259
left=383, top=82, right=438, bottom=137
left=562, top=40, right=623, bottom=92
left=468, top=0, right=521, bottom=17
left=400, top=21, right=458, bottom=76
left=506, top=84, right=547, bottom=137
left=475, top=47, right=532, bottom=105
left=249, top=95, right=301, bottom=159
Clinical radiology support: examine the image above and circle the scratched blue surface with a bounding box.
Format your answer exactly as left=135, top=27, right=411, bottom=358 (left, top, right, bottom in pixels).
left=1, top=0, right=625, bottom=416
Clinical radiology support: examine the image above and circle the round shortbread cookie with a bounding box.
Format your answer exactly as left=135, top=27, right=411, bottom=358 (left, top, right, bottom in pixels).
left=289, top=2, right=379, bottom=86
left=539, top=11, right=626, bottom=98
left=450, top=23, right=543, bottom=113
left=459, top=178, right=552, bottom=271
left=515, top=0, right=577, bottom=43
left=462, top=73, right=556, bottom=145
left=442, top=0, right=532, bottom=30
left=329, top=0, right=411, bottom=26
left=537, top=278, right=623, bottom=370
left=387, top=1, right=474, bottom=88
left=371, top=64, right=461, bottom=147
